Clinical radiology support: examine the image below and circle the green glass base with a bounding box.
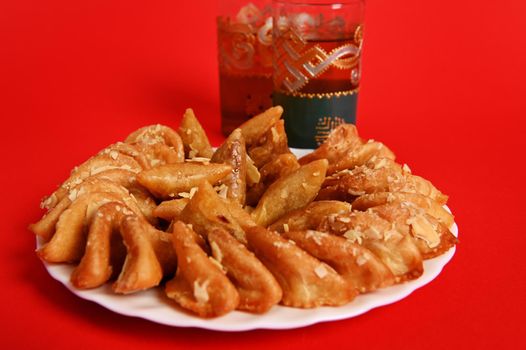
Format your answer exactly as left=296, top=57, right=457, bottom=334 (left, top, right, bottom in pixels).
left=273, top=91, right=358, bottom=149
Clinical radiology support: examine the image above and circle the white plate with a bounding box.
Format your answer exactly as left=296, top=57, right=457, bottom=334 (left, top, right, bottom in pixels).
left=38, top=148, right=458, bottom=331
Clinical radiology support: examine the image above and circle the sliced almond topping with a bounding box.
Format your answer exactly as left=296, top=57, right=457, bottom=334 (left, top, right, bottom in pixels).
left=314, top=264, right=328, bottom=278
left=407, top=215, right=440, bottom=248
left=193, top=280, right=210, bottom=304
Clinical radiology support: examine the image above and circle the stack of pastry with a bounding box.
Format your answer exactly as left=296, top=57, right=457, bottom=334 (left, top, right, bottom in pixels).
left=30, top=106, right=456, bottom=318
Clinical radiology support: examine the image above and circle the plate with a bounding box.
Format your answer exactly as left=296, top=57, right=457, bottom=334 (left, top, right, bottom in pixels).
left=37, top=148, right=458, bottom=331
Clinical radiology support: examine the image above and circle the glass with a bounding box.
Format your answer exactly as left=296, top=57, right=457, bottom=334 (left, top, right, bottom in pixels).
left=217, top=1, right=274, bottom=136
left=272, top=0, right=365, bottom=148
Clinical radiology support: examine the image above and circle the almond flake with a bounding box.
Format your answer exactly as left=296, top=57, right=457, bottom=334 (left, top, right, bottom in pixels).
left=306, top=230, right=323, bottom=245
left=344, top=229, right=363, bottom=244
left=109, top=150, right=119, bottom=160
left=209, top=257, right=225, bottom=273
left=210, top=241, right=223, bottom=263
left=188, top=149, right=198, bottom=159
left=273, top=241, right=289, bottom=248
left=314, top=264, right=328, bottom=278
left=356, top=255, right=368, bottom=266
left=193, top=280, right=210, bottom=304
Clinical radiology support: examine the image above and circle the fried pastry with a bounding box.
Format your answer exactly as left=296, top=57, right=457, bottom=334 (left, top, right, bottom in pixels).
left=327, top=141, right=395, bottom=175
left=220, top=198, right=258, bottom=232
left=211, top=128, right=247, bottom=205
left=70, top=202, right=129, bottom=289
left=245, top=154, right=261, bottom=186
left=208, top=228, right=282, bottom=313
left=132, top=142, right=184, bottom=168
left=251, top=159, right=328, bottom=227
left=269, top=200, right=352, bottom=233
left=246, top=226, right=355, bottom=308
left=99, top=142, right=150, bottom=169
left=283, top=230, right=395, bottom=293
left=32, top=177, right=137, bottom=241
left=98, top=141, right=144, bottom=160
left=179, top=181, right=247, bottom=243
left=153, top=198, right=189, bottom=221
left=317, top=210, right=424, bottom=282
left=31, top=109, right=456, bottom=319
left=238, top=105, right=283, bottom=147
left=352, top=192, right=454, bottom=228
left=248, top=119, right=291, bottom=168
left=125, top=124, right=184, bottom=163
left=72, top=177, right=157, bottom=224
left=41, top=152, right=143, bottom=210
left=165, top=221, right=240, bottom=318
left=370, top=202, right=457, bottom=259
left=31, top=177, right=155, bottom=241
left=71, top=203, right=176, bottom=292
left=113, top=215, right=176, bottom=294
left=178, top=108, right=214, bottom=159
left=99, top=137, right=182, bottom=170
left=299, top=124, right=362, bottom=165
left=136, top=162, right=232, bottom=199
left=37, top=191, right=143, bottom=263
left=319, top=158, right=448, bottom=204
left=246, top=153, right=300, bottom=206
left=30, top=195, right=74, bottom=242
left=42, top=168, right=136, bottom=212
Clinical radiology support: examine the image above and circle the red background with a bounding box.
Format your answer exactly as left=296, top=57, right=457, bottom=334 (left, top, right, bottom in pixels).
left=1, top=0, right=525, bottom=348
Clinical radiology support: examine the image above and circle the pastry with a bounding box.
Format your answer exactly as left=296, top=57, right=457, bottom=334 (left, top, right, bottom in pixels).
left=30, top=106, right=456, bottom=319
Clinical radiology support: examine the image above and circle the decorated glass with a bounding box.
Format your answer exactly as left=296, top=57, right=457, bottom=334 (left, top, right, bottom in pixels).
left=272, top=0, right=365, bottom=148
left=217, top=1, right=274, bottom=135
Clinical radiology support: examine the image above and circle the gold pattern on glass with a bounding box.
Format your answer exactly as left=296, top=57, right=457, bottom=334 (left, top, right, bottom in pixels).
left=315, top=116, right=346, bottom=145
left=274, top=25, right=363, bottom=94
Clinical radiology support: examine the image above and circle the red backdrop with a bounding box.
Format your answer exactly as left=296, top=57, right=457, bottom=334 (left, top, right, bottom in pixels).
left=1, top=0, right=525, bottom=349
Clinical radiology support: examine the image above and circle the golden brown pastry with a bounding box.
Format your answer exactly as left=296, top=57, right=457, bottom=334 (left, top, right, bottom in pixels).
left=352, top=192, right=454, bottom=228
left=40, top=152, right=143, bottom=210
left=31, top=177, right=152, bottom=241
left=299, top=124, right=362, bottom=165
left=125, top=124, right=184, bottom=163
left=136, top=162, right=232, bottom=199
left=70, top=202, right=129, bottom=289
left=113, top=215, right=176, bottom=294
left=36, top=191, right=144, bottom=263
left=177, top=108, right=214, bottom=159
left=238, top=105, right=283, bottom=147
left=269, top=200, right=352, bottom=233
left=283, top=230, right=395, bottom=293
left=179, top=181, right=247, bottom=244
left=153, top=198, right=189, bottom=221
left=246, top=153, right=300, bottom=206
left=30, top=109, right=456, bottom=319
left=317, top=210, right=424, bottom=282
left=251, top=159, right=328, bottom=227
left=70, top=200, right=176, bottom=292
left=165, top=221, right=240, bottom=318
left=248, top=119, right=290, bottom=168
left=327, top=141, right=395, bottom=175
left=208, top=228, right=282, bottom=313
left=211, top=128, right=247, bottom=205
left=370, top=202, right=457, bottom=259
left=319, top=158, right=448, bottom=204
left=246, top=226, right=356, bottom=308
